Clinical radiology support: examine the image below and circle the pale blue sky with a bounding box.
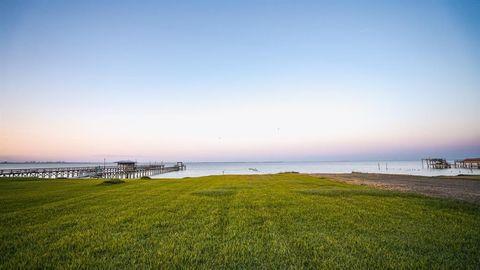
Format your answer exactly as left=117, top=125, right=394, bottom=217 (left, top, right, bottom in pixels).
left=1, top=0, right=479, bottom=161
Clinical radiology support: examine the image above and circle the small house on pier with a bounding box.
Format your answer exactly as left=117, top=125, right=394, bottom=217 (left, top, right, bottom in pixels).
left=176, top=162, right=186, bottom=170
left=116, top=160, right=136, bottom=172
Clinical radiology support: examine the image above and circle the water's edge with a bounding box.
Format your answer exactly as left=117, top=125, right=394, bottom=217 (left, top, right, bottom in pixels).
left=1, top=161, right=478, bottom=179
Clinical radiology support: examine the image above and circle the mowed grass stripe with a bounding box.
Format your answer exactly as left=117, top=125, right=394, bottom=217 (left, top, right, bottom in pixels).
left=1, top=173, right=479, bottom=269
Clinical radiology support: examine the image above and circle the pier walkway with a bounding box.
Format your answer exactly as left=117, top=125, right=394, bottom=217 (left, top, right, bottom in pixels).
left=0, top=161, right=186, bottom=179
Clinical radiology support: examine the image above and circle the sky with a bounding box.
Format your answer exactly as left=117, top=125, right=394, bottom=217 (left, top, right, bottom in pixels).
left=0, top=0, right=479, bottom=162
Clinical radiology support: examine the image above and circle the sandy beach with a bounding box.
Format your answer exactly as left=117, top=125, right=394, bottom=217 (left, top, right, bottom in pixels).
left=311, top=172, right=480, bottom=203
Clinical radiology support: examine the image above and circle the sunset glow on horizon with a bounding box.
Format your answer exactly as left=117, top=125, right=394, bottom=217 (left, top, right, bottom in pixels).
left=1, top=0, right=479, bottom=162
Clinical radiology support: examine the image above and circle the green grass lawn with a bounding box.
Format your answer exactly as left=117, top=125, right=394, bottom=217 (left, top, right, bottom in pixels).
left=1, top=173, right=480, bottom=269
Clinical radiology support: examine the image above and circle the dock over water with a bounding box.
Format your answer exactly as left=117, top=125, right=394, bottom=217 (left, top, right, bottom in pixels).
left=422, top=158, right=451, bottom=169
left=0, top=161, right=186, bottom=179
left=422, top=158, right=480, bottom=170
left=455, top=158, right=480, bottom=169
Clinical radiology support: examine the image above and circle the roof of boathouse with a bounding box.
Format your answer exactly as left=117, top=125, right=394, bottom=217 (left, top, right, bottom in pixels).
left=115, top=160, right=136, bottom=165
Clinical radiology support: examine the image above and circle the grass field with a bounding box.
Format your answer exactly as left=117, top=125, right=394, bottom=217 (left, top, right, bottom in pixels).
left=1, top=173, right=480, bottom=269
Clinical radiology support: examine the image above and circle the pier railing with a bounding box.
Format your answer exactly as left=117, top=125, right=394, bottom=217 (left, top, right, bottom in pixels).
left=0, top=162, right=186, bottom=179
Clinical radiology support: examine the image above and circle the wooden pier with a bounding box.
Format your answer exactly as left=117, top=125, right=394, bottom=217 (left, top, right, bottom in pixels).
left=0, top=161, right=186, bottom=179
left=422, top=158, right=480, bottom=170
left=454, top=158, right=480, bottom=169
left=422, top=158, right=451, bottom=169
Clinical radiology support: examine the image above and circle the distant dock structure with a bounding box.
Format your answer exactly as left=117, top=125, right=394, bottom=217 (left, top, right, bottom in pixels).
left=422, top=158, right=480, bottom=170
left=422, top=158, right=451, bottom=169
left=454, top=158, right=480, bottom=169
left=0, top=161, right=186, bottom=179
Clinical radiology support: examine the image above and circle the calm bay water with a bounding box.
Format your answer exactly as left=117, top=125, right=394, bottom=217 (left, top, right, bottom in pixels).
left=1, top=161, right=479, bottom=178
left=154, top=161, right=479, bottom=178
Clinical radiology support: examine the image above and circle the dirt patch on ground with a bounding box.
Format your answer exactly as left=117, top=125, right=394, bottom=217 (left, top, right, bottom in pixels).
left=310, top=172, right=480, bottom=203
